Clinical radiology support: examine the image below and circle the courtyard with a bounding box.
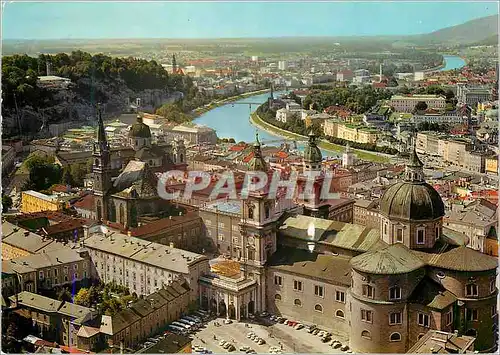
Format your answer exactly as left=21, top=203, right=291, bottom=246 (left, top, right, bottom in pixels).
left=190, top=317, right=349, bottom=354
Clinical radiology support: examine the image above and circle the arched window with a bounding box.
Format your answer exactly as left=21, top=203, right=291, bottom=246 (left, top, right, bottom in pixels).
left=361, top=330, right=371, bottom=340
left=264, top=204, right=270, bottom=219
left=390, top=332, right=401, bottom=342
left=248, top=206, right=254, bottom=220
left=314, top=304, right=323, bottom=313
left=274, top=294, right=281, bottom=301
left=335, top=310, right=345, bottom=318
left=180, top=154, right=184, bottom=163
left=294, top=299, right=302, bottom=306
left=95, top=158, right=99, bottom=166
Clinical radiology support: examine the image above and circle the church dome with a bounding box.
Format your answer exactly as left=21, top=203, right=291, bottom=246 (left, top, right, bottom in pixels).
left=380, top=147, right=444, bottom=221
left=304, top=131, right=322, bottom=163
left=129, top=115, right=152, bottom=138
left=380, top=181, right=445, bottom=221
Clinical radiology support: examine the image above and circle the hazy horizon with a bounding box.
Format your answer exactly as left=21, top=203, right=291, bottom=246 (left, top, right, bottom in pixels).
left=2, top=2, right=498, bottom=40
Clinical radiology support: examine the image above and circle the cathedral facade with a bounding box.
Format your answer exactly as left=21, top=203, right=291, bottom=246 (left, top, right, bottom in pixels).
left=92, top=111, right=187, bottom=229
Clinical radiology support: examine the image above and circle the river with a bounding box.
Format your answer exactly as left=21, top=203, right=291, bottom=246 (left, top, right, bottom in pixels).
left=194, top=55, right=466, bottom=157
left=440, top=55, right=466, bottom=71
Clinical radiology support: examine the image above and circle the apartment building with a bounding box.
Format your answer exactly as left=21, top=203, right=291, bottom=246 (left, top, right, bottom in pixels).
left=353, top=199, right=381, bottom=229
left=7, top=292, right=96, bottom=348
left=323, top=119, right=339, bottom=138
left=485, top=155, right=498, bottom=174
left=457, top=84, right=492, bottom=107
left=336, top=124, right=380, bottom=144
left=99, top=281, right=190, bottom=350
left=21, top=190, right=65, bottom=213
left=2, top=247, right=91, bottom=295
left=444, top=199, right=497, bottom=255
left=83, top=231, right=209, bottom=300
left=442, top=138, right=473, bottom=166
left=389, top=95, right=446, bottom=113
left=2, top=221, right=71, bottom=260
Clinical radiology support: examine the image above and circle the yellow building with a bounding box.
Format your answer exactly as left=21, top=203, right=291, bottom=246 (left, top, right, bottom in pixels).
left=21, top=190, right=63, bottom=213
left=486, top=156, right=498, bottom=174
left=337, top=123, right=380, bottom=144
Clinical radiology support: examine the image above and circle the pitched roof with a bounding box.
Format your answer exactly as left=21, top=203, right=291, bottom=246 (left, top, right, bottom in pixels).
left=409, top=277, right=457, bottom=310
left=350, top=243, right=425, bottom=275
left=9, top=292, right=62, bottom=313
left=414, top=245, right=497, bottom=272
left=407, top=330, right=475, bottom=354
left=267, top=247, right=351, bottom=286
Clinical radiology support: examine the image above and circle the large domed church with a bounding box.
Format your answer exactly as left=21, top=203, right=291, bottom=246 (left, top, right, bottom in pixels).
left=200, top=134, right=498, bottom=353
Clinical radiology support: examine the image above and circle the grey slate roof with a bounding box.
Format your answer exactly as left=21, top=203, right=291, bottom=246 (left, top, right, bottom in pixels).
left=413, top=245, right=497, bottom=272
left=350, top=243, right=425, bottom=275
left=267, top=247, right=351, bottom=286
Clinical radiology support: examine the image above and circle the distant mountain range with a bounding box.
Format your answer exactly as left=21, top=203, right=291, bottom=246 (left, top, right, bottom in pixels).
left=401, top=15, right=498, bottom=46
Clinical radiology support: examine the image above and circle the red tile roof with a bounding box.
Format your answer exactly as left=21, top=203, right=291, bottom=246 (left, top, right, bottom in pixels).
left=130, top=212, right=201, bottom=237
left=73, top=194, right=94, bottom=210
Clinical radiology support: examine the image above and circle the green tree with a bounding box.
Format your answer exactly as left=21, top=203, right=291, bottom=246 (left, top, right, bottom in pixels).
left=62, top=167, right=75, bottom=187
left=74, top=288, right=92, bottom=307
left=414, top=101, right=428, bottom=113
left=2, top=194, right=13, bottom=213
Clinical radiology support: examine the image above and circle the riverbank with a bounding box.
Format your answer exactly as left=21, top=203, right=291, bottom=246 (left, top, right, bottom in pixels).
left=250, top=112, right=390, bottom=163
left=191, top=89, right=271, bottom=118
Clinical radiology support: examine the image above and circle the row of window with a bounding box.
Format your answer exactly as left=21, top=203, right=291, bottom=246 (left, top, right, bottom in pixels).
left=274, top=295, right=346, bottom=318
left=383, top=224, right=440, bottom=245
left=362, top=285, right=401, bottom=300
left=38, top=263, right=87, bottom=280
left=274, top=277, right=346, bottom=302
left=361, top=330, right=401, bottom=342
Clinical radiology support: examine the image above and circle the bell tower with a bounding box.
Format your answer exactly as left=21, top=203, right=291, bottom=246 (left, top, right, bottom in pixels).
left=296, top=131, right=330, bottom=218
left=92, top=105, right=112, bottom=221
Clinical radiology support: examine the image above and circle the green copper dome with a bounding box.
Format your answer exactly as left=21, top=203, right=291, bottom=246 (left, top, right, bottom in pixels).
left=129, top=116, right=152, bottom=138
left=303, top=131, right=322, bottom=163
left=380, top=182, right=445, bottom=221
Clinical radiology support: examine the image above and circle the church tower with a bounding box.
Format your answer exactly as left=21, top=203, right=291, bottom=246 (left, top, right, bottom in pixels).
left=238, top=133, right=277, bottom=314
left=296, top=131, right=330, bottom=218
left=92, top=105, right=112, bottom=222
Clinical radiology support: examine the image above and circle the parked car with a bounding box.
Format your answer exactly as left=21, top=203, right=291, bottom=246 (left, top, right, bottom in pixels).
left=224, top=319, right=233, bottom=324
left=227, top=344, right=236, bottom=352
left=260, top=311, right=269, bottom=317
left=247, top=332, right=254, bottom=339
left=239, top=346, right=251, bottom=352
left=257, top=339, right=265, bottom=345
left=333, top=343, right=342, bottom=349
left=341, top=345, right=349, bottom=351
left=219, top=340, right=227, bottom=347
left=185, top=315, right=202, bottom=324
left=172, top=321, right=191, bottom=330
left=294, top=323, right=304, bottom=330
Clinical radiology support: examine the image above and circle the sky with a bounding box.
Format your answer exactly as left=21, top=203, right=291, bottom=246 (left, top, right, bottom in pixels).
left=2, top=1, right=499, bottom=40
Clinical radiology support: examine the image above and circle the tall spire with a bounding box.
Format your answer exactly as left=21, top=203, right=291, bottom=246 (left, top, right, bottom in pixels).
left=248, top=132, right=267, bottom=171
left=172, top=54, right=177, bottom=74
left=96, top=104, right=107, bottom=144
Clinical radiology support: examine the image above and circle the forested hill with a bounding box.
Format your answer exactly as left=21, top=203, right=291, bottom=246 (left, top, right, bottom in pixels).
left=2, top=51, right=192, bottom=138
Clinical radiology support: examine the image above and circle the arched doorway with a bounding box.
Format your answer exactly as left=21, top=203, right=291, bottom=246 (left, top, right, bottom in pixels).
left=228, top=304, right=236, bottom=319
left=201, top=296, right=208, bottom=310
left=240, top=304, right=247, bottom=319
left=210, top=298, right=217, bottom=314
left=219, top=300, right=227, bottom=317
left=248, top=300, right=255, bottom=315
